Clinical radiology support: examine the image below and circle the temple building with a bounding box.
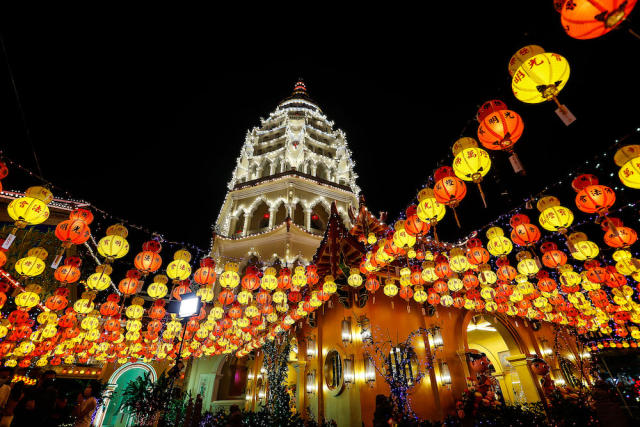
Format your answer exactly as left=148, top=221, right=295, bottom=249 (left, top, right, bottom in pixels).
left=95, top=82, right=589, bottom=426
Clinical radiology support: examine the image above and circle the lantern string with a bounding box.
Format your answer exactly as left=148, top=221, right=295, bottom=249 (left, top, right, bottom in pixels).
left=0, top=152, right=208, bottom=258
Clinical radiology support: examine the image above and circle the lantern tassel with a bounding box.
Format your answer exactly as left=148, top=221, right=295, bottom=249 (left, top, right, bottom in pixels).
left=452, top=207, right=461, bottom=228
left=432, top=225, right=439, bottom=243
left=476, top=182, right=487, bottom=208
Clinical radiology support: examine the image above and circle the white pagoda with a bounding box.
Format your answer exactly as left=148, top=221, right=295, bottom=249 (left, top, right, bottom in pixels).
left=211, top=80, right=360, bottom=265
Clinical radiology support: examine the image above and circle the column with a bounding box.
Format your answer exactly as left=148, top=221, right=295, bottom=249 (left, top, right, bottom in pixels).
left=492, top=373, right=514, bottom=404
left=229, top=217, right=238, bottom=236
left=269, top=208, right=276, bottom=228
left=311, top=164, right=317, bottom=176
left=506, top=355, right=541, bottom=403
left=304, top=209, right=312, bottom=230
left=242, top=214, right=251, bottom=237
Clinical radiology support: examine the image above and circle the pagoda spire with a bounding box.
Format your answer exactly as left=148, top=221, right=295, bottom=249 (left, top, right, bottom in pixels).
left=292, top=78, right=307, bottom=95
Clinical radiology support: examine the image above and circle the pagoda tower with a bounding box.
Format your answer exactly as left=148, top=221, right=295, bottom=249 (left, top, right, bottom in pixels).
left=211, top=80, right=360, bottom=265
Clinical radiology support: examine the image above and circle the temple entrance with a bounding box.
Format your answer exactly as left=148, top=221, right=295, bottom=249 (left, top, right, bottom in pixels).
left=465, top=315, right=540, bottom=405
left=96, top=362, right=157, bottom=427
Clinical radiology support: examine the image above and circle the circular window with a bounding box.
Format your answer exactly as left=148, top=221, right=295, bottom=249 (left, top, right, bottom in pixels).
left=324, top=350, right=344, bottom=394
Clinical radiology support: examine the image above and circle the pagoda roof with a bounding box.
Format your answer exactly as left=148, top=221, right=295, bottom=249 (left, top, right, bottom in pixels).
left=276, top=79, right=321, bottom=112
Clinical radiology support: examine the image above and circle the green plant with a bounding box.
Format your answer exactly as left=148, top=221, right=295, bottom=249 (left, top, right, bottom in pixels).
left=119, top=371, right=181, bottom=426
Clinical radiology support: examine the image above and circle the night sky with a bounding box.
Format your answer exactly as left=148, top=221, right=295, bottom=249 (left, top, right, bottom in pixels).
left=1, top=5, right=639, bottom=252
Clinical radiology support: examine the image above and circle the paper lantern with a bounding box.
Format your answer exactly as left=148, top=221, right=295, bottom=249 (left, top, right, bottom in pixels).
left=537, top=197, right=574, bottom=233
left=87, top=265, right=113, bottom=291
left=97, top=226, right=130, bottom=262
left=433, top=170, right=467, bottom=228
left=575, top=185, right=616, bottom=214
left=134, top=250, right=163, bottom=275
left=166, top=250, right=192, bottom=281
left=510, top=47, right=570, bottom=105
left=194, top=258, right=217, bottom=286
left=560, top=0, right=637, bottom=39
left=452, top=137, right=491, bottom=207
left=614, top=145, right=640, bottom=189
left=55, top=219, right=91, bottom=247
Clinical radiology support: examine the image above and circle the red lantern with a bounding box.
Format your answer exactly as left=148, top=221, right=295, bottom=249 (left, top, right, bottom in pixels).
left=255, top=290, right=272, bottom=306
left=218, top=289, right=235, bottom=305
left=149, top=300, right=166, bottom=319
left=433, top=280, right=448, bottom=294
left=466, top=247, right=490, bottom=265
left=55, top=219, right=91, bottom=247
left=241, top=266, right=260, bottom=291
left=172, top=281, right=191, bottom=300
left=119, top=277, right=140, bottom=295
left=277, top=268, right=292, bottom=290
left=54, top=264, right=81, bottom=284
left=462, top=271, right=479, bottom=289
left=510, top=223, right=541, bottom=247
left=45, top=293, right=68, bottom=311
left=103, top=317, right=121, bottom=332
left=306, top=265, right=320, bottom=285
left=288, top=291, right=302, bottom=303
left=134, top=251, right=163, bottom=274
left=194, top=258, right=217, bottom=286
left=365, top=275, right=380, bottom=293
left=100, top=299, right=120, bottom=318
left=575, top=184, right=616, bottom=214
left=477, top=109, right=524, bottom=151
left=604, top=223, right=638, bottom=248
left=399, top=286, right=413, bottom=302
left=497, top=265, right=517, bottom=282
left=559, top=0, right=638, bottom=40
left=404, top=214, right=429, bottom=236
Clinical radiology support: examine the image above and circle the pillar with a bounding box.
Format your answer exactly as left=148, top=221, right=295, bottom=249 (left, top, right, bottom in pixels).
left=242, top=213, right=251, bottom=237
left=304, top=209, right=312, bottom=230
left=506, top=355, right=541, bottom=403
left=269, top=208, right=276, bottom=228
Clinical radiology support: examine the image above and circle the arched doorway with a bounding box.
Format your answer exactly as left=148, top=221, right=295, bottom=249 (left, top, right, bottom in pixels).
left=464, top=314, right=540, bottom=405
left=96, top=362, right=157, bottom=427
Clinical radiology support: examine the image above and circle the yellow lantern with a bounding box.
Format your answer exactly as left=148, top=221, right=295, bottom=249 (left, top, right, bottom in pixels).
left=367, top=233, right=377, bottom=245
left=421, top=261, right=438, bottom=283
left=383, top=279, right=398, bottom=297
left=260, top=267, right=277, bottom=291
left=147, top=274, right=169, bottom=298
left=87, top=264, right=113, bottom=291
left=292, top=266, right=307, bottom=287
left=348, top=268, right=363, bottom=288
left=448, top=277, right=463, bottom=292
left=537, top=196, right=574, bottom=233
left=126, top=298, right=145, bottom=319
left=452, top=137, right=491, bottom=207
left=510, top=46, right=570, bottom=105
left=414, top=285, right=427, bottom=303
left=98, top=225, right=130, bottom=262
left=478, top=268, right=497, bottom=286
left=81, top=315, right=100, bottom=331
left=197, top=286, right=215, bottom=303
left=323, top=275, right=337, bottom=294
left=3, top=186, right=53, bottom=249
left=15, top=248, right=47, bottom=277
left=567, top=233, right=599, bottom=260
left=449, top=248, right=470, bottom=273
left=440, top=294, right=453, bottom=307
left=516, top=252, right=539, bottom=276
left=614, top=145, right=640, bottom=189
left=416, top=189, right=446, bottom=225
left=486, top=227, right=513, bottom=257
left=245, top=305, right=259, bottom=318
left=167, top=250, right=192, bottom=281
left=74, top=292, right=96, bottom=314
left=15, top=284, right=42, bottom=309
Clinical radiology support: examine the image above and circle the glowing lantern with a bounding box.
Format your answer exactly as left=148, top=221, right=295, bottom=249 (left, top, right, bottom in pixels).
left=516, top=252, right=539, bottom=277
left=537, top=196, right=574, bottom=233
left=147, top=274, right=169, bottom=299
left=509, top=45, right=570, bottom=107
left=134, top=242, right=163, bottom=275
left=172, top=281, right=191, bottom=300
left=559, top=0, right=637, bottom=39
left=292, top=266, right=308, bottom=287
left=433, top=167, right=467, bottom=227
left=74, top=292, right=96, bottom=314
left=510, top=215, right=541, bottom=247
left=119, top=270, right=141, bottom=295
left=306, top=264, right=320, bottom=285
left=100, top=294, right=121, bottom=317
left=348, top=268, right=363, bottom=288
left=573, top=177, right=616, bottom=215
left=567, top=233, right=600, bottom=260
left=486, top=227, right=513, bottom=258
left=615, top=145, right=640, bottom=188
left=218, top=289, right=235, bottom=305
left=196, top=286, right=214, bottom=303
left=365, top=274, right=380, bottom=293
left=277, top=268, right=293, bottom=290
left=476, top=100, right=525, bottom=174
left=383, top=279, right=398, bottom=297
left=45, top=288, right=69, bottom=311
left=15, top=247, right=48, bottom=277
left=194, top=257, right=217, bottom=286
left=166, top=249, right=192, bottom=281
left=15, top=284, right=42, bottom=310
left=452, top=137, right=491, bottom=207
left=3, top=186, right=52, bottom=249
left=603, top=218, right=637, bottom=248
left=54, top=257, right=82, bottom=284
left=97, top=224, right=130, bottom=262
left=404, top=205, right=430, bottom=236
left=55, top=218, right=91, bottom=249
left=87, top=264, right=113, bottom=291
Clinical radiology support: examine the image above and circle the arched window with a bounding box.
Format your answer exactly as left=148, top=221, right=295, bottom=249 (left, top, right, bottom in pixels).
left=274, top=203, right=287, bottom=225
left=310, top=204, right=329, bottom=231
left=316, top=163, right=329, bottom=181
left=249, top=201, right=270, bottom=233
left=233, top=212, right=245, bottom=235
left=292, top=203, right=304, bottom=227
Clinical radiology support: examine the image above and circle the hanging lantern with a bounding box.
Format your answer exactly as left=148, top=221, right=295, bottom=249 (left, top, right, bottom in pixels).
left=559, top=0, right=637, bottom=39
left=614, top=145, right=640, bottom=189
left=119, top=270, right=142, bottom=295
left=348, top=268, right=363, bottom=288
left=15, top=247, right=48, bottom=277
left=166, top=249, right=192, bottom=282
left=567, top=232, right=600, bottom=260
left=3, top=186, right=52, bottom=249
left=55, top=217, right=91, bottom=251
left=486, top=227, right=513, bottom=258
left=509, top=214, right=541, bottom=247
left=134, top=241, right=163, bottom=275
left=15, top=284, right=42, bottom=310
left=416, top=188, right=445, bottom=241
left=433, top=167, right=467, bottom=227
left=509, top=45, right=570, bottom=107
left=97, top=224, right=130, bottom=262
left=383, top=279, right=398, bottom=297
left=537, top=196, right=574, bottom=234
left=603, top=218, right=638, bottom=248
left=194, top=257, right=217, bottom=286
left=452, top=137, right=491, bottom=207
left=87, top=264, right=113, bottom=291
left=573, top=175, right=616, bottom=215
left=476, top=100, right=526, bottom=174
left=541, top=242, right=568, bottom=269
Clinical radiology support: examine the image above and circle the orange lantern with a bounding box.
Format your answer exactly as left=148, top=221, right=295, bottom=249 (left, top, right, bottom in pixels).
left=404, top=205, right=430, bottom=236
left=476, top=100, right=525, bottom=174
left=573, top=175, right=616, bottom=215
left=559, top=0, right=637, bottom=39
left=134, top=241, right=163, bottom=275
left=509, top=214, right=541, bottom=247
left=194, top=257, right=217, bottom=286
left=433, top=167, right=467, bottom=227
left=218, top=289, right=235, bottom=305
left=603, top=217, right=637, bottom=248
left=241, top=266, right=260, bottom=291
left=119, top=270, right=142, bottom=295
left=54, top=257, right=82, bottom=284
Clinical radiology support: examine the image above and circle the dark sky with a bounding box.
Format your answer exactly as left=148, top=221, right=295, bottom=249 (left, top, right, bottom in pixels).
left=1, top=5, right=639, bottom=251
